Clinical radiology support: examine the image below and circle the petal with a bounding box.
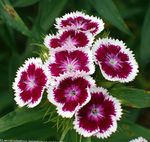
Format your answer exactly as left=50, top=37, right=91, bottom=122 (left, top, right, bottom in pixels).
left=95, top=116, right=117, bottom=139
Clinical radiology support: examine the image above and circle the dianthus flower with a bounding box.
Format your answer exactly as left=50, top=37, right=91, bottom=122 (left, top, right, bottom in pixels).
left=47, top=72, right=95, bottom=118
left=92, top=38, right=139, bottom=82
left=13, top=58, right=48, bottom=107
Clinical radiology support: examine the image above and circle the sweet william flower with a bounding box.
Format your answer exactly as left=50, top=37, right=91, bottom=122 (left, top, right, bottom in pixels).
left=73, top=87, right=122, bottom=138
left=92, top=38, right=139, bottom=83
left=55, top=11, right=104, bottom=35
left=129, top=137, right=148, bottom=142
left=13, top=58, right=48, bottom=108
left=47, top=72, right=95, bottom=118
left=44, top=30, right=93, bottom=50
left=46, top=49, right=95, bottom=77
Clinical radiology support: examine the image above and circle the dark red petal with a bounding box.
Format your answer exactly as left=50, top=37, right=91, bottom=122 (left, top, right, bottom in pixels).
left=49, top=63, right=62, bottom=77
left=98, top=117, right=113, bottom=133
left=103, top=100, right=115, bottom=116
left=62, top=100, right=78, bottom=111
left=27, top=64, right=36, bottom=76
left=20, top=90, right=31, bottom=103
left=54, top=88, right=66, bottom=104
left=55, top=50, right=69, bottom=63
left=50, top=38, right=61, bottom=48
left=35, top=68, right=47, bottom=86
left=31, top=86, right=43, bottom=103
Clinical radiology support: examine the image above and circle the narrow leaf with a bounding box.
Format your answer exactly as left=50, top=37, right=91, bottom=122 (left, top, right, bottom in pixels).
left=0, top=1, right=31, bottom=36
left=110, top=87, right=150, bottom=108
left=12, top=0, right=40, bottom=7
left=0, top=120, right=58, bottom=140
left=140, top=3, right=150, bottom=67
left=0, top=107, right=47, bottom=133
left=89, top=0, right=131, bottom=35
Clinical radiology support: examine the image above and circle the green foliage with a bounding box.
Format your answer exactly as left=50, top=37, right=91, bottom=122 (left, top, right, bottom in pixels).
left=110, top=87, right=150, bottom=108
left=140, top=3, right=150, bottom=67
left=0, top=0, right=150, bottom=141
left=89, top=0, right=131, bottom=35
left=0, top=0, right=31, bottom=36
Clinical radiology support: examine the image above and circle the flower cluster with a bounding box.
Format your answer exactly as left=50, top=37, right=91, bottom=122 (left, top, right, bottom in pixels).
left=13, top=11, right=139, bottom=139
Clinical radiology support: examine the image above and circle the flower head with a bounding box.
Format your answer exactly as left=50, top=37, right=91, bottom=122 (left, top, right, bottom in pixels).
left=55, top=11, right=104, bottom=35
left=129, top=137, right=148, bottom=142
left=13, top=58, right=48, bottom=108
left=46, top=49, right=95, bottom=77
left=73, top=87, right=122, bottom=138
left=47, top=72, right=95, bottom=118
left=44, top=30, right=93, bottom=50
left=92, top=38, right=139, bottom=82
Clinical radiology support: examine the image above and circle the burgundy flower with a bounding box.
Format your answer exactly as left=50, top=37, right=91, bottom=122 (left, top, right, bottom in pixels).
left=92, top=38, right=139, bottom=82
left=129, top=137, right=148, bottom=142
left=73, top=87, right=122, bottom=138
left=44, top=30, right=93, bottom=50
left=13, top=58, right=48, bottom=108
left=46, top=49, right=95, bottom=77
left=47, top=73, right=95, bottom=118
left=55, top=11, right=104, bottom=35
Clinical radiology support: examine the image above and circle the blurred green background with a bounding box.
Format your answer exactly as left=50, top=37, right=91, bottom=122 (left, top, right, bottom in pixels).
left=0, top=0, right=150, bottom=141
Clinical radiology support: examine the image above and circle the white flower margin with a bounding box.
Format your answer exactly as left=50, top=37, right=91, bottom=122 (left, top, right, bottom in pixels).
left=73, top=87, right=122, bottom=138
left=129, top=137, right=148, bottom=142
left=44, top=30, right=94, bottom=51
left=92, top=38, right=139, bottom=83
left=55, top=11, right=104, bottom=35
left=47, top=71, right=96, bottom=118
left=44, top=48, right=95, bottom=79
left=12, top=58, right=49, bottom=108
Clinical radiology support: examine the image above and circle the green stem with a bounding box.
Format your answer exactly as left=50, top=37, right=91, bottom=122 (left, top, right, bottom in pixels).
left=87, top=137, right=91, bottom=142
left=79, top=135, right=82, bottom=142
left=60, top=127, right=69, bottom=141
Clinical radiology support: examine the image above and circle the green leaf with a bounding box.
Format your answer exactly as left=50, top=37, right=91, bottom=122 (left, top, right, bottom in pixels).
left=92, top=120, right=150, bottom=141
left=12, top=0, right=40, bottom=7
left=89, top=0, right=131, bottom=35
left=33, top=0, right=68, bottom=40
left=0, top=0, right=31, bottom=36
left=140, top=3, right=150, bottom=67
left=0, top=120, right=58, bottom=140
left=23, top=0, right=68, bottom=58
left=110, top=87, right=150, bottom=108
left=0, top=92, right=13, bottom=114
left=0, top=106, right=47, bottom=133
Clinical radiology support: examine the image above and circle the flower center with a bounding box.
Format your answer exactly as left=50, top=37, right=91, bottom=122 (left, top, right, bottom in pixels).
left=60, top=57, right=79, bottom=72
left=91, top=107, right=99, bottom=115
left=109, top=58, right=117, bottom=66
left=70, top=90, right=76, bottom=96
left=89, top=105, right=104, bottom=120
left=106, top=54, right=121, bottom=69
left=25, top=76, right=36, bottom=91
left=64, top=85, right=80, bottom=100
left=67, top=64, right=75, bottom=72
left=63, top=36, right=78, bottom=47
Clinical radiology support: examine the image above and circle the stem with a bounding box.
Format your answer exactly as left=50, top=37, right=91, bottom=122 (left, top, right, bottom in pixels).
left=87, top=137, right=91, bottom=142
left=79, top=135, right=82, bottom=142
left=59, top=127, right=69, bottom=141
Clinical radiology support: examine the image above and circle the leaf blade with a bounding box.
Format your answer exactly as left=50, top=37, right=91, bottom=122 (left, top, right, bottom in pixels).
left=89, top=0, right=131, bottom=35
left=0, top=1, right=31, bottom=36
left=0, top=107, right=47, bottom=133
left=110, top=87, right=150, bottom=108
